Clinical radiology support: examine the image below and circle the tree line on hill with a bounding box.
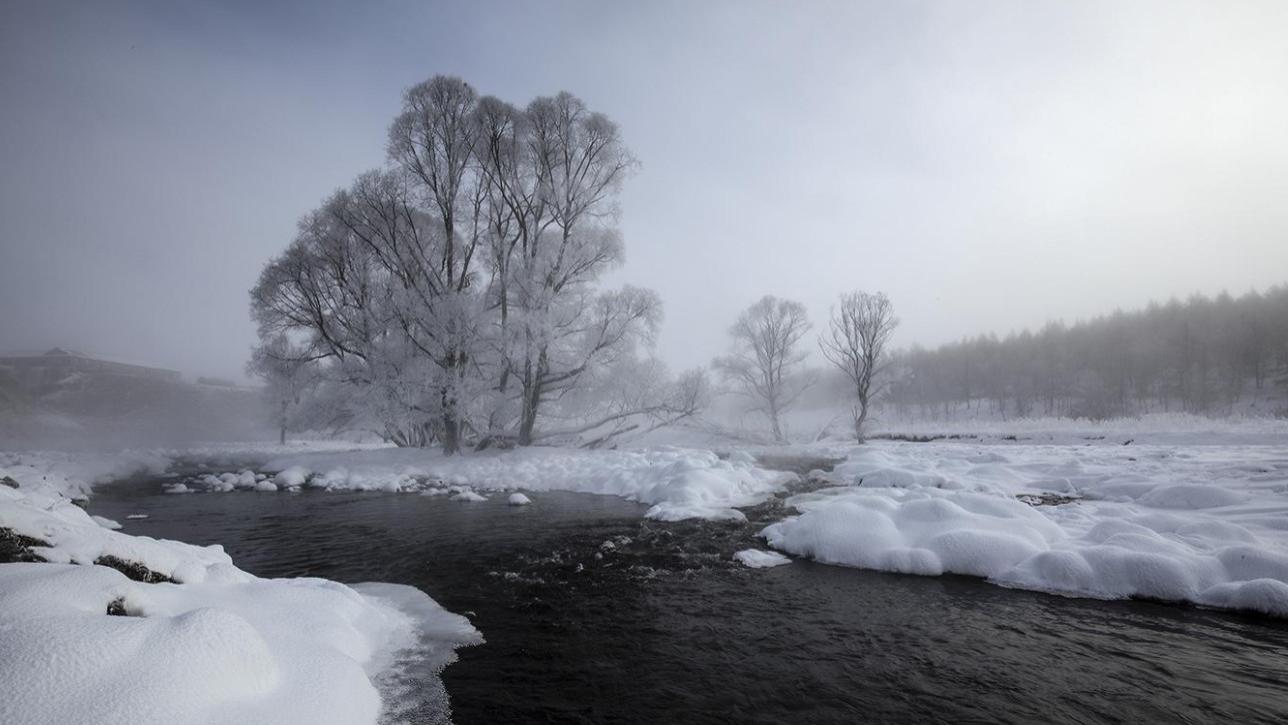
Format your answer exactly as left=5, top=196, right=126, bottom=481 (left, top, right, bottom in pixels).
left=883, top=287, right=1288, bottom=420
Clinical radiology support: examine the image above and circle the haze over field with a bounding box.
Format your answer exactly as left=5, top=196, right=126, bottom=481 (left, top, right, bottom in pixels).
left=3, top=0, right=1288, bottom=380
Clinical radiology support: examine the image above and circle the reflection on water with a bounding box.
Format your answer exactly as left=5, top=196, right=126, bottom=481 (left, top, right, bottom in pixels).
left=91, top=475, right=1288, bottom=724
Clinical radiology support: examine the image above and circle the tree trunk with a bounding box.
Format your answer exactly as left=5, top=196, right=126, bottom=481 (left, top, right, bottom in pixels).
left=854, top=401, right=869, bottom=443
left=517, top=373, right=541, bottom=446
left=518, top=349, right=548, bottom=447
left=441, top=413, right=460, bottom=454
left=518, top=397, right=538, bottom=446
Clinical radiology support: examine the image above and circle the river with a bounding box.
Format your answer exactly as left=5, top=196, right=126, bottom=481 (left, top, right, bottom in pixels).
left=89, top=463, right=1288, bottom=724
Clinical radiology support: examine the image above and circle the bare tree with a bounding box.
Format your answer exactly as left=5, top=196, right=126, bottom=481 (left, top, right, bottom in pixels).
left=820, top=291, right=898, bottom=440
left=247, top=334, right=322, bottom=445
left=714, top=296, right=812, bottom=442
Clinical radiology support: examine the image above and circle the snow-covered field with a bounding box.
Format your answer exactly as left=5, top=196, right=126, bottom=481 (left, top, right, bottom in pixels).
left=4, top=414, right=1287, bottom=723
left=867, top=412, right=1288, bottom=446
left=761, top=429, right=1288, bottom=617
left=0, top=450, right=479, bottom=725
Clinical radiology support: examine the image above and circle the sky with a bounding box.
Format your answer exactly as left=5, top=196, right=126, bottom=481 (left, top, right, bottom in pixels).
left=2, top=0, right=1287, bottom=380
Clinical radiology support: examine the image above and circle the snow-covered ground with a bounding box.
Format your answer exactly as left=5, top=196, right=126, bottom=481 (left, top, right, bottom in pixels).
left=0, top=450, right=479, bottom=725
left=761, top=429, right=1288, bottom=617
left=866, top=412, right=1288, bottom=446
left=186, top=446, right=797, bottom=523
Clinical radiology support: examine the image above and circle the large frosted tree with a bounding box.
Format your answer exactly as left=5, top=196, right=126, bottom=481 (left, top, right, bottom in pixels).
left=249, top=75, right=676, bottom=452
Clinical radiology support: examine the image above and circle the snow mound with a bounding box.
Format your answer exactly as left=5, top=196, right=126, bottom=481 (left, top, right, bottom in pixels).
left=0, top=464, right=480, bottom=725
left=508, top=493, right=532, bottom=506
left=733, top=549, right=792, bottom=568
left=764, top=489, right=1062, bottom=578
left=274, top=465, right=310, bottom=488
left=764, top=481, right=1288, bottom=617
left=450, top=490, right=487, bottom=502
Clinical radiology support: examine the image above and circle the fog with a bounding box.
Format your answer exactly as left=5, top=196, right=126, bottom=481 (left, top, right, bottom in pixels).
left=3, top=0, right=1288, bottom=382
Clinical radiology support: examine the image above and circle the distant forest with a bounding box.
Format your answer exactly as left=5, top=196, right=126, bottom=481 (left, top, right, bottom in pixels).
left=884, top=286, right=1288, bottom=419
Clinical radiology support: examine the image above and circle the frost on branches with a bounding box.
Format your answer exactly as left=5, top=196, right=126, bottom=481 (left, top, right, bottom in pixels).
left=250, top=76, right=703, bottom=453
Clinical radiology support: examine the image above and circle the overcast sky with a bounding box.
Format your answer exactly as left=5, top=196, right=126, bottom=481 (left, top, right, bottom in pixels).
left=2, top=0, right=1287, bottom=379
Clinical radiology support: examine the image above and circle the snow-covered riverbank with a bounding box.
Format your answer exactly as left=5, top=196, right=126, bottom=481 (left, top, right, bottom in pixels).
left=190, top=446, right=798, bottom=523
left=760, top=433, right=1288, bottom=617
left=7, top=412, right=1288, bottom=725
left=0, top=452, right=480, bottom=725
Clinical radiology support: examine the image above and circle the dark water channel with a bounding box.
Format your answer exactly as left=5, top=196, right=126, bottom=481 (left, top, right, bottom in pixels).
left=89, top=463, right=1288, bottom=725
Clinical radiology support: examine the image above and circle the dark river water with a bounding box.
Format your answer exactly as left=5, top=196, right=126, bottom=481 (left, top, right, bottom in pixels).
left=89, top=465, right=1288, bottom=725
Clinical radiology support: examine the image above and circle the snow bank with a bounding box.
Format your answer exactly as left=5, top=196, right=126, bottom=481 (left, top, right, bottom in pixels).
left=0, top=450, right=171, bottom=500
left=762, top=438, right=1288, bottom=617
left=0, top=462, right=480, bottom=725
left=508, top=493, right=532, bottom=506
left=765, top=489, right=1062, bottom=578
left=243, top=446, right=796, bottom=522
left=0, top=441, right=387, bottom=502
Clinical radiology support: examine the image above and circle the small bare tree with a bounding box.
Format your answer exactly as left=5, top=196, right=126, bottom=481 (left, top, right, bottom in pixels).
left=820, top=291, right=898, bottom=441
left=715, top=296, right=812, bottom=442
left=247, top=334, right=322, bottom=445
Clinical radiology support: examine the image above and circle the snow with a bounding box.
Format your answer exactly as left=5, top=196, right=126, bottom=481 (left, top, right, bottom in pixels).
left=733, top=549, right=792, bottom=568
left=7, top=442, right=796, bottom=523
left=274, top=465, right=310, bottom=488
left=508, top=492, right=532, bottom=506
left=244, top=446, right=797, bottom=522
left=91, top=515, right=122, bottom=530
left=0, top=452, right=480, bottom=725
left=0, top=562, right=480, bottom=725
left=0, top=442, right=388, bottom=502
left=0, top=449, right=171, bottom=500
left=761, top=435, right=1288, bottom=617
left=450, top=490, right=487, bottom=502
left=868, top=412, right=1288, bottom=446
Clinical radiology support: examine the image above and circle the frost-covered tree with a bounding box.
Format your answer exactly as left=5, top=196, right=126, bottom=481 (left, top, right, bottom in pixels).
left=249, top=74, right=675, bottom=451
left=819, top=291, right=898, bottom=441
left=503, top=93, right=640, bottom=445
left=714, top=296, right=812, bottom=442
left=246, top=334, right=322, bottom=445
left=533, top=359, right=710, bottom=448
left=386, top=77, right=486, bottom=453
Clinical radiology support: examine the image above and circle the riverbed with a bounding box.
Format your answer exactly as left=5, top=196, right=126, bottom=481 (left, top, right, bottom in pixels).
left=90, top=468, right=1288, bottom=724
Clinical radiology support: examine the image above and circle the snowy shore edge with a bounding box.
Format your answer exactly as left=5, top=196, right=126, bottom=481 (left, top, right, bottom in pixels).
left=0, top=450, right=481, bottom=725
left=762, top=436, right=1288, bottom=617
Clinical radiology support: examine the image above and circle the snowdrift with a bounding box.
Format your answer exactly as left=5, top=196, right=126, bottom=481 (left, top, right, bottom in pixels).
left=763, top=438, right=1288, bottom=617
left=0, top=457, right=480, bottom=725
